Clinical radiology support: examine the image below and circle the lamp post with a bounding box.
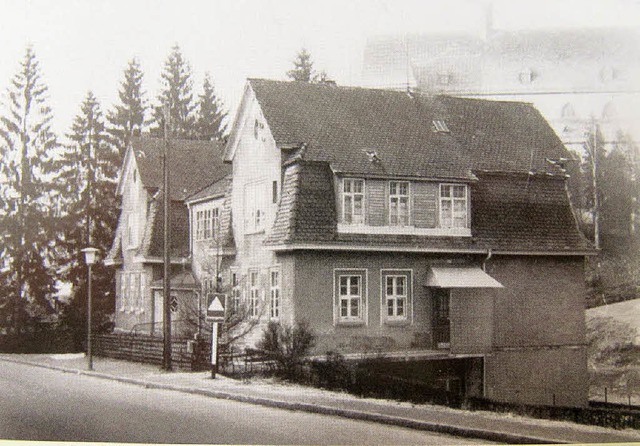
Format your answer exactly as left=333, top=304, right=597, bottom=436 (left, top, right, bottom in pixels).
left=82, top=247, right=99, bottom=371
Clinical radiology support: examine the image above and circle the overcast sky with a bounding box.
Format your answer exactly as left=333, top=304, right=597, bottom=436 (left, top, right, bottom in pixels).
left=1, top=0, right=639, bottom=135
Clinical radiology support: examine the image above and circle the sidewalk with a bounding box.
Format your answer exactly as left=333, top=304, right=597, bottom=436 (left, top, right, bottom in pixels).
left=2, top=353, right=640, bottom=444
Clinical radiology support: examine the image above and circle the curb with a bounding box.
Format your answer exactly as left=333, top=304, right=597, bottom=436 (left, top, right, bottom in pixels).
left=1, top=356, right=565, bottom=444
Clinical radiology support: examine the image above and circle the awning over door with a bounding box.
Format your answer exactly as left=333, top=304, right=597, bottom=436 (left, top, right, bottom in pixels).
left=426, top=266, right=503, bottom=288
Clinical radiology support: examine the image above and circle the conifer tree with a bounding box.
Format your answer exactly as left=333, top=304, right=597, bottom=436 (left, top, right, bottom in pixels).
left=0, top=47, right=58, bottom=333
left=287, top=48, right=315, bottom=82
left=55, top=92, right=119, bottom=346
left=152, top=44, right=197, bottom=138
left=195, top=72, right=227, bottom=141
left=108, top=58, right=147, bottom=158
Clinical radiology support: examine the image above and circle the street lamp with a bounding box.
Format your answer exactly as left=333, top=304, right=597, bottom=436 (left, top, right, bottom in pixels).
left=82, top=247, right=99, bottom=371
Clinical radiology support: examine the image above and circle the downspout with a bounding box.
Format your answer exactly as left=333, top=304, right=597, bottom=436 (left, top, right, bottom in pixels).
left=482, top=248, right=493, bottom=272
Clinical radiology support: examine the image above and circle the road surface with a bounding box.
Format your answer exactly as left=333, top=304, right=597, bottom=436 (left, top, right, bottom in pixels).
left=0, top=361, right=490, bottom=444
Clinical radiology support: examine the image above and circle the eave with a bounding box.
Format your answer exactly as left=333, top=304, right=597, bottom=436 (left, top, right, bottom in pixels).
left=266, top=243, right=596, bottom=256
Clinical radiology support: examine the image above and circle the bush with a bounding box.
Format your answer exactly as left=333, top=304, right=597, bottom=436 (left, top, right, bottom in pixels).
left=258, top=320, right=315, bottom=379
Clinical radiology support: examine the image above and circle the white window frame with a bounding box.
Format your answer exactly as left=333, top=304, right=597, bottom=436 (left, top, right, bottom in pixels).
left=381, top=269, right=412, bottom=324
left=249, top=269, right=260, bottom=318
left=389, top=181, right=410, bottom=227
left=126, top=213, right=138, bottom=248
left=230, top=270, right=241, bottom=314
left=245, top=181, right=267, bottom=234
left=128, top=272, right=137, bottom=312
left=439, top=184, right=468, bottom=229
left=342, top=178, right=365, bottom=225
left=269, top=267, right=281, bottom=320
left=139, top=273, right=146, bottom=314
left=120, top=271, right=127, bottom=312
left=195, top=207, right=220, bottom=241
left=334, top=269, right=367, bottom=325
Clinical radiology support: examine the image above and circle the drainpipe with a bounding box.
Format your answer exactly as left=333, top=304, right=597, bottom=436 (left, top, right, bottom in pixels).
left=482, top=248, right=493, bottom=272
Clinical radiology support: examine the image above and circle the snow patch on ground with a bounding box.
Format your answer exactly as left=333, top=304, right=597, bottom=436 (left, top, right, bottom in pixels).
left=49, top=353, right=86, bottom=360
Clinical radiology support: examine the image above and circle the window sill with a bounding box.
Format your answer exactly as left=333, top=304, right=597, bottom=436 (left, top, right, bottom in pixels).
left=244, top=229, right=266, bottom=236
left=383, top=319, right=410, bottom=327
left=337, top=223, right=471, bottom=237
left=336, top=319, right=366, bottom=327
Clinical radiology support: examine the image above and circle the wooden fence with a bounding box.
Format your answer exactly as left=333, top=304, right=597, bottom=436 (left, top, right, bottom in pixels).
left=93, top=333, right=211, bottom=371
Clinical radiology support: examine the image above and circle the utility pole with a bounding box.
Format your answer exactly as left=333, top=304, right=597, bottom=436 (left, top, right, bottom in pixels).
left=162, top=104, right=172, bottom=371
left=591, top=118, right=600, bottom=250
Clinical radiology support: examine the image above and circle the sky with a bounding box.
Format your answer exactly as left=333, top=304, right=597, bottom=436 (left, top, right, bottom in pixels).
left=1, top=0, right=640, bottom=136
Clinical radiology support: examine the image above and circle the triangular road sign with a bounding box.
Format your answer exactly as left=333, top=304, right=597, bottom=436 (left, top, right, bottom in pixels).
left=206, top=293, right=226, bottom=321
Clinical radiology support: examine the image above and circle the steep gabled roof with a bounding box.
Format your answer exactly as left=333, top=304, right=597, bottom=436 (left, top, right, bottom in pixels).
left=128, top=136, right=230, bottom=201
left=248, top=78, right=567, bottom=179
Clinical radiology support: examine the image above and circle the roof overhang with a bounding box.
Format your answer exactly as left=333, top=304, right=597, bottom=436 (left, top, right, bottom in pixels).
left=426, top=266, right=503, bottom=288
left=266, top=243, right=595, bottom=256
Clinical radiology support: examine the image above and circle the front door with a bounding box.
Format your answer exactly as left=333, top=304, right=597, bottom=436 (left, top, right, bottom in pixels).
left=432, top=288, right=451, bottom=349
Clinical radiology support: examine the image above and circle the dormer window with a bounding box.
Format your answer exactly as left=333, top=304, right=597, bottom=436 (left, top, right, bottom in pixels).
left=343, top=178, right=365, bottom=225
left=432, top=120, right=450, bottom=133
left=440, top=184, right=468, bottom=229
left=389, top=181, right=410, bottom=227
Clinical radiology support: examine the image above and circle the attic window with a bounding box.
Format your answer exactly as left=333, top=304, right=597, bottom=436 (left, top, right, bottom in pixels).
left=432, top=120, right=450, bottom=133
left=254, top=119, right=264, bottom=139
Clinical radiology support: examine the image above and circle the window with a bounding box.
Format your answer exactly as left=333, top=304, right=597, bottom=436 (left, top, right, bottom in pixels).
left=249, top=270, right=260, bottom=318
left=231, top=271, right=241, bottom=313
left=335, top=269, right=367, bottom=324
left=440, top=184, right=468, bottom=229
left=170, top=294, right=178, bottom=313
left=203, top=277, right=215, bottom=295
left=432, top=120, right=450, bottom=133
left=196, top=208, right=219, bottom=241
left=389, top=181, right=410, bottom=226
left=272, top=181, right=278, bottom=204
left=382, top=270, right=412, bottom=322
left=120, top=272, right=128, bottom=312
left=129, top=272, right=137, bottom=311
left=270, top=268, right=280, bottom=319
left=139, top=274, right=146, bottom=313
left=343, top=179, right=365, bottom=225
left=519, top=68, right=536, bottom=84
left=245, top=182, right=267, bottom=233
left=126, top=213, right=137, bottom=247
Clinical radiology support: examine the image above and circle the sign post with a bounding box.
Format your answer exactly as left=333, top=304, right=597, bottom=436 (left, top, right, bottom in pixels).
left=206, top=293, right=226, bottom=379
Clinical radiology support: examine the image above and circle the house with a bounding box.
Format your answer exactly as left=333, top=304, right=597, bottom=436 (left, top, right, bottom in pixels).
left=105, top=136, right=230, bottom=337
left=362, top=26, right=640, bottom=158
left=222, top=78, right=594, bottom=407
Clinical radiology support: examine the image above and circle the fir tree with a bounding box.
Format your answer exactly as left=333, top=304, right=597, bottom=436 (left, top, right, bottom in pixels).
left=107, top=58, right=147, bottom=158
left=152, top=44, right=197, bottom=138
left=195, top=72, right=227, bottom=141
left=287, top=48, right=314, bottom=82
left=0, top=47, right=58, bottom=333
left=55, top=91, right=119, bottom=347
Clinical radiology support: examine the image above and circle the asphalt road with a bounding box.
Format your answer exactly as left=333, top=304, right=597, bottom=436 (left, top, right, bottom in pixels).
left=0, top=361, right=490, bottom=444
